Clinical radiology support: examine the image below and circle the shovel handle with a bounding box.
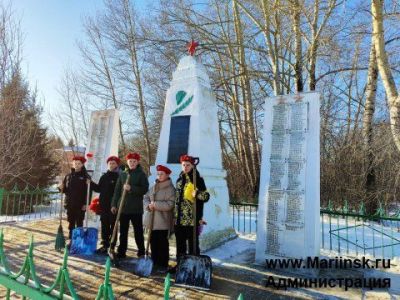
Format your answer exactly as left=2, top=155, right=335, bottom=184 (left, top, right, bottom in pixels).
left=145, top=209, right=155, bottom=256
left=85, top=180, right=91, bottom=229
left=59, top=192, right=64, bottom=226
left=145, top=183, right=158, bottom=256
left=193, top=164, right=197, bottom=255
left=110, top=173, right=131, bottom=250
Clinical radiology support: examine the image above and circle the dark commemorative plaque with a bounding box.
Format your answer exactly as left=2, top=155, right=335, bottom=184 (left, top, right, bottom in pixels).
left=167, top=116, right=191, bottom=163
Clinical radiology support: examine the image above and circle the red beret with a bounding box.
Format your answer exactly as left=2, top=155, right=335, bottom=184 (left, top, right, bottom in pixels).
left=126, top=152, right=140, bottom=161
left=86, top=152, right=94, bottom=159
left=156, top=164, right=172, bottom=175
left=107, top=156, right=120, bottom=164
left=180, top=154, right=194, bottom=164
left=72, top=156, right=86, bottom=164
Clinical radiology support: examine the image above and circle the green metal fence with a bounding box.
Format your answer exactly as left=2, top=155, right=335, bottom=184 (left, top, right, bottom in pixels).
left=0, top=186, right=59, bottom=223
left=0, top=230, right=178, bottom=299
left=0, top=230, right=114, bottom=299
left=230, top=202, right=258, bottom=234
left=321, top=200, right=400, bottom=259
left=230, top=200, right=400, bottom=259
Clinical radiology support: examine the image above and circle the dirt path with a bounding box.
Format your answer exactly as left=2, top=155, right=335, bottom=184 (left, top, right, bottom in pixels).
left=0, top=219, right=291, bottom=299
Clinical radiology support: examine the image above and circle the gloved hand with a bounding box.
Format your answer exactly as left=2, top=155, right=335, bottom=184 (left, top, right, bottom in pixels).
left=184, top=182, right=195, bottom=203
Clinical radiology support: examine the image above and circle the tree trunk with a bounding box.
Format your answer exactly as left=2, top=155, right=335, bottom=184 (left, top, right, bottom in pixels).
left=362, top=42, right=378, bottom=214
left=291, top=0, right=303, bottom=92
left=308, top=0, right=319, bottom=91
left=371, top=0, right=400, bottom=153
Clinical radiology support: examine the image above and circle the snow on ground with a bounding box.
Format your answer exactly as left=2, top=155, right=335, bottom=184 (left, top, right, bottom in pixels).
left=205, top=233, right=256, bottom=265
left=320, top=215, right=400, bottom=260
left=0, top=200, right=61, bottom=223
left=232, top=207, right=400, bottom=260
left=0, top=200, right=100, bottom=226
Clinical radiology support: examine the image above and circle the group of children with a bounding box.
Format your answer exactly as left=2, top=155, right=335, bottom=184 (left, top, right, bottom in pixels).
left=60, top=152, right=210, bottom=273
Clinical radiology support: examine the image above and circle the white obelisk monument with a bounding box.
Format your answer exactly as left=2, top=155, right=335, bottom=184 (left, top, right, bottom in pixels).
left=150, top=41, right=235, bottom=250
left=255, top=93, right=320, bottom=264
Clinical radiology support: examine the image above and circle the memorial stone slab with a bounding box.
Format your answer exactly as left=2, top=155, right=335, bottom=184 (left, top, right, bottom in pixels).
left=256, top=93, right=320, bottom=263
left=85, top=109, right=120, bottom=183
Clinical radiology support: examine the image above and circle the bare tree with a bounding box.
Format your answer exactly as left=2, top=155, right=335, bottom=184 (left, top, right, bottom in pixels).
left=78, top=15, right=127, bottom=151
left=0, top=2, right=22, bottom=89
left=52, top=69, right=89, bottom=146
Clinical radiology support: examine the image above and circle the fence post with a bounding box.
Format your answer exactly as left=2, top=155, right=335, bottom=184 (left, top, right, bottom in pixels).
left=0, top=188, right=4, bottom=213
left=164, top=273, right=171, bottom=300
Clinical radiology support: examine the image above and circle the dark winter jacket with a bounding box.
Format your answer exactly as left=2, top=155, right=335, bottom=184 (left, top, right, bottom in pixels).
left=175, top=169, right=210, bottom=227
left=62, top=168, right=90, bottom=210
left=91, top=170, right=119, bottom=213
left=111, top=164, right=149, bottom=214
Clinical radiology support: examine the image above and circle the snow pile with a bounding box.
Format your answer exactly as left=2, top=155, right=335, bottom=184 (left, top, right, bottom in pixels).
left=205, top=233, right=256, bottom=265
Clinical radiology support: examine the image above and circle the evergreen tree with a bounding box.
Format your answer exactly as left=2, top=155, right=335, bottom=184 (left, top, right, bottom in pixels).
left=0, top=72, right=59, bottom=189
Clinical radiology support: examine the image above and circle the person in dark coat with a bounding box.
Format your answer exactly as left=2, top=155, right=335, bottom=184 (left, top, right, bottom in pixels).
left=91, top=156, right=120, bottom=254
left=60, top=156, right=90, bottom=246
left=174, top=155, right=210, bottom=259
left=111, top=152, right=149, bottom=258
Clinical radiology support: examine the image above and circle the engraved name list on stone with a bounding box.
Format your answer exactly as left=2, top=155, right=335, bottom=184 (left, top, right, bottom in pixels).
left=269, top=160, right=285, bottom=190
left=266, top=223, right=282, bottom=255
left=287, top=161, right=304, bottom=191
left=270, top=134, right=285, bottom=160
left=267, top=99, right=308, bottom=254
left=289, top=102, right=308, bottom=132
left=285, top=192, right=305, bottom=227
left=272, top=104, right=287, bottom=132
left=285, top=102, right=308, bottom=230
left=287, top=102, right=308, bottom=191
left=256, top=92, right=320, bottom=262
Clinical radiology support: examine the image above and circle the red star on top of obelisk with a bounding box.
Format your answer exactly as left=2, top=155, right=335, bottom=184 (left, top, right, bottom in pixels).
left=187, top=40, right=199, bottom=56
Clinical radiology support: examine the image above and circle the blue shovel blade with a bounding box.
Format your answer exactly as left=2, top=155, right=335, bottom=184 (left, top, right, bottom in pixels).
left=70, top=227, right=98, bottom=255
left=134, top=257, right=153, bottom=277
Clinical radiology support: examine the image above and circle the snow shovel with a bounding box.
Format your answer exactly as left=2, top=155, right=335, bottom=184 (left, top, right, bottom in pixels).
left=109, top=173, right=131, bottom=267
left=70, top=172, right=98, bottom=255
left=55, top=191, right=66, bottom=251
left=134, top=184, right=158, bottom=277
left=55, top=148, right=70, bottom=251
left=175, top=158, right=212, bottom=290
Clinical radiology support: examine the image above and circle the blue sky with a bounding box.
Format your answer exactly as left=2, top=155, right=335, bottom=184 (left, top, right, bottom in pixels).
left=10, top=0, right=146, bottom=127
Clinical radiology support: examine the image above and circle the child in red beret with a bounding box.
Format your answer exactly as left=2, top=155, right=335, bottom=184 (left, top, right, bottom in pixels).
left=90, top=156, right=120, bottom=254
left=143, top=164, right=175, bottom=272
left=172, top=154, right=210, bottom=271
left=60, top=156, right=90, bottom=247
left=111, top=152, right=149, bottom=258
